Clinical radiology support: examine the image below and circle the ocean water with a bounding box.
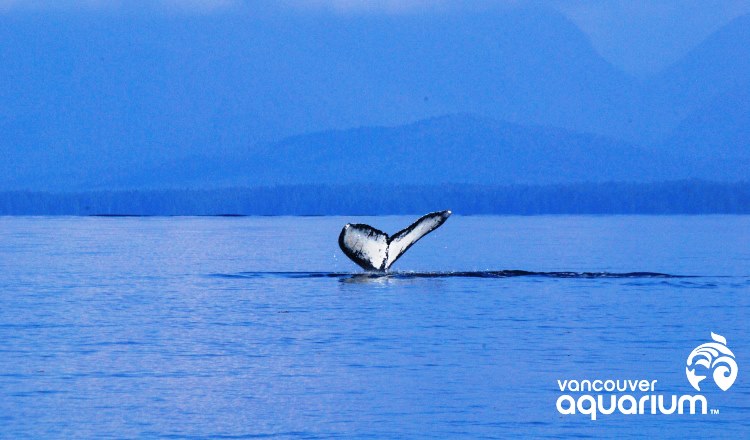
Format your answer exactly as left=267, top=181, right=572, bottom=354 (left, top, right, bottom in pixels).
left=0, top=215, right=748, bottom=439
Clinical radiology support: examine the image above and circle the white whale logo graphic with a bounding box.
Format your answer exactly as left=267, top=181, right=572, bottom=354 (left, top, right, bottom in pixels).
left=686, top=332, right=738, bottom=392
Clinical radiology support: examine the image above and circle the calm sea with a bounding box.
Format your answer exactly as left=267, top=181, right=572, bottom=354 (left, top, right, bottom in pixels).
left=1, top=215, right=749, bottom=438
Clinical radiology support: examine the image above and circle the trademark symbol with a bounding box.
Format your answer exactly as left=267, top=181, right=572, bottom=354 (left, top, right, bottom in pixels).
left=711, top=409, right=720, bottom=415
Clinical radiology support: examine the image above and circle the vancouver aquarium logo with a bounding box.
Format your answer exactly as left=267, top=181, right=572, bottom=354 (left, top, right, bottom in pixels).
left=686, top=332, right=738, bottom=392
left=556, top=332, right=739, bottom=420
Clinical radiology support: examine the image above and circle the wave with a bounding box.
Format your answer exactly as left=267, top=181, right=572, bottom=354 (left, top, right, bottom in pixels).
left=209, top=270, right=692, bottom=280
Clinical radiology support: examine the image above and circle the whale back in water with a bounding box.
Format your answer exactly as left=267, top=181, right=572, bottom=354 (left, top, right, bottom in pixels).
left=338, top=210, right=452, bottom=271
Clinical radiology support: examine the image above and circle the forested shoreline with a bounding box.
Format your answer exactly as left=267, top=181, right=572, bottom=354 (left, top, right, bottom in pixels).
left=1, top=181, right=748, bottom=216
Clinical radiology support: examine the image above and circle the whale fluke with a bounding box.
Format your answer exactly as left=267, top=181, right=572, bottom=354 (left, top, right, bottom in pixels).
left=338, top=210, right=452, bottom=271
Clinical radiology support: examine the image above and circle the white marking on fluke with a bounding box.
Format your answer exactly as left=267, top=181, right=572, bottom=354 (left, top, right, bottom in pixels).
left=338, top=210, right=452, bottom=271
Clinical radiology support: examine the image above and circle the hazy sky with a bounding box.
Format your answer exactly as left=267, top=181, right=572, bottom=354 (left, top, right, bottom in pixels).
left=1, top=0, right=749, bottom=75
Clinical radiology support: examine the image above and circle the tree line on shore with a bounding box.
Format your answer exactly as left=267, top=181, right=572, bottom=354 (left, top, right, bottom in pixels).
left=1, top=181, right=748, bottom=216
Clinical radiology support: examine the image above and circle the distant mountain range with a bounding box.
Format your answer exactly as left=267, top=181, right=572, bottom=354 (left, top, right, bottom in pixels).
left=0, top=8, right=748, bottom=190
left=644, top=13, right=750, bottom=140
left=61, top=114, right=747, bottom=189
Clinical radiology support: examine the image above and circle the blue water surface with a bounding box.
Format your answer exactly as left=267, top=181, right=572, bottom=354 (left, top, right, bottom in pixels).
left=0, top=215, right=748, bottom=438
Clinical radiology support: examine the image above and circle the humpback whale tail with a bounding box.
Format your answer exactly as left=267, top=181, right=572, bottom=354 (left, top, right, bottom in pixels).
left=338, top=210, right=452, bottom=271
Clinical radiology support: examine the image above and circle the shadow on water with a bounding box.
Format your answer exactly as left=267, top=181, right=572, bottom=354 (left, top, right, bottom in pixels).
left=208, top=270, right=696, bottom=282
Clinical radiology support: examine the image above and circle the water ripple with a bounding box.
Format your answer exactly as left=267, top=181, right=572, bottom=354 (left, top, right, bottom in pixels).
left=209, top=270, right=694, bottom=280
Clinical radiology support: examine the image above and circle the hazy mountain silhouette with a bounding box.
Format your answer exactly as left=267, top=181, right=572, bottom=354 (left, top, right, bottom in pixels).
left=644, top=13, right=750, bottom=143
left=1, top=9, right=749, bottom=191
left=83, top=114, right=745, bottom=189
left=0, top=7, right=637, bottom=185
left=657, top=85, right=750, bottom=180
